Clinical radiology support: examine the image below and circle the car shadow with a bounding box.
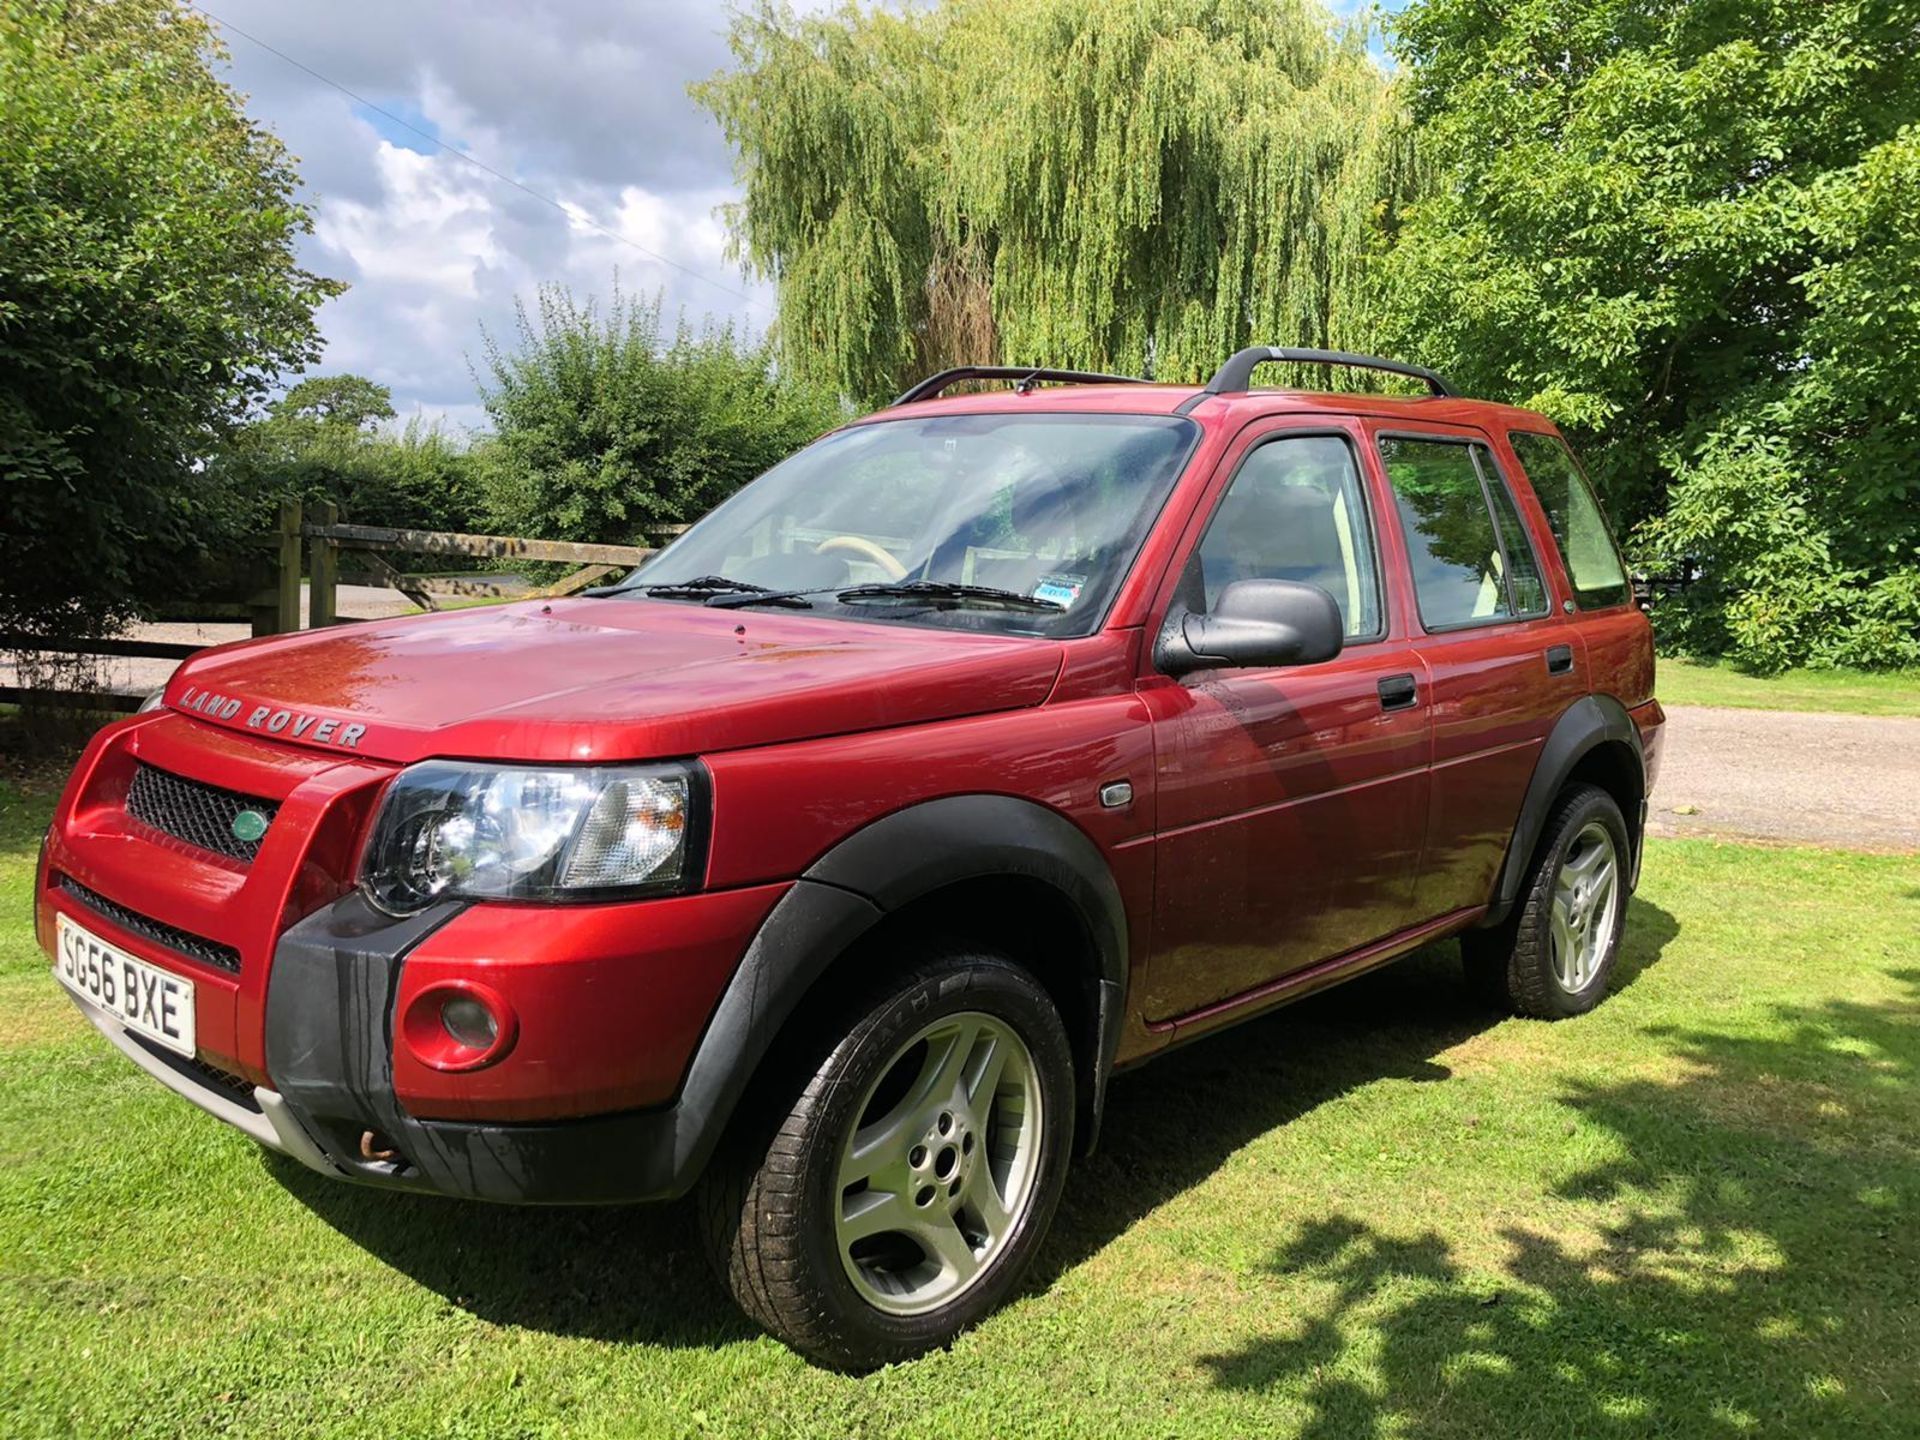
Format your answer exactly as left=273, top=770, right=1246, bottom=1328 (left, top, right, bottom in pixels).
left=1042, top=894, right=1678, bottom=1279
left=271, top=896, right=1681, bottom=1351
left=265, top=1148, right=756, bottom=1350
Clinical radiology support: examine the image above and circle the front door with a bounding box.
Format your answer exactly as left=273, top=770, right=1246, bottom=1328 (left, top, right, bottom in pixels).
left=1141, top=423, right=1431, bottom=1023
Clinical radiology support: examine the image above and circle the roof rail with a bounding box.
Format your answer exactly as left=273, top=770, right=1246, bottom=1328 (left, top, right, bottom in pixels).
left=890, top=365, right=1149, bottom=407
left=1177, top=347, right=1455, bottom=412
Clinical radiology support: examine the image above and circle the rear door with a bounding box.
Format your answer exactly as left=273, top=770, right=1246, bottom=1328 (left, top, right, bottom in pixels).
left=1369, top=424, right=1584, bottom=920
left=1140, top=419, right=1431, bottom=1023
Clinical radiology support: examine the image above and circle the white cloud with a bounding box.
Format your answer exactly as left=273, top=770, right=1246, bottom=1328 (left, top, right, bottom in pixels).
left=316, top=143, right=502, bottom=297
left=207, top=2, right=767, bottom=427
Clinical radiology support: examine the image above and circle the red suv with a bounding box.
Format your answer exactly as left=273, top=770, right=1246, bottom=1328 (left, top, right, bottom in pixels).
left=38, top=348, right=1662, bottom=1368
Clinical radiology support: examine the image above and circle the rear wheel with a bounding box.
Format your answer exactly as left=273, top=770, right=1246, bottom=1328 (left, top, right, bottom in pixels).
left=1464, top=783, right=1629, bottom=1019
left=699, top=948, right=1074, bottom=1370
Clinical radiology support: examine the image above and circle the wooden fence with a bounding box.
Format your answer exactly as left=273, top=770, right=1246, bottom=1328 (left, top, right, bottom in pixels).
left=299, top=501, right=659, bottom=629
left=2, top=501, right=665, bottom=713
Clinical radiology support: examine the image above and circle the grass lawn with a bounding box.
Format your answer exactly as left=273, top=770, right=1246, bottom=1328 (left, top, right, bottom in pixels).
left=1659, top=657, right=1920, bottom=717
left=2, top=780, right=1917, bottom=1439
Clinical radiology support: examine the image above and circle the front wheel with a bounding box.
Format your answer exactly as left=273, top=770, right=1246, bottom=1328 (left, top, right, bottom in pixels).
left=1464, top=783, right=1630, bottom=1019
left=699, top=949, right=1075, bottom=1370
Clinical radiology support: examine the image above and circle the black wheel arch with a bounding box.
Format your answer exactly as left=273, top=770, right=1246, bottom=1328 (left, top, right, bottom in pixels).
left=670, top=796, right=1129, bottom=1196
left=1480, top=693, right=1647, bottom=929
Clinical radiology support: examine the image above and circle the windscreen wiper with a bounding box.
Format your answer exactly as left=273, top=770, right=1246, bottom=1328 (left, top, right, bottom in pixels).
left=834, top=581, right=1066, bottom=613
left=635, top=575, right=772, bottom=600
left=705, top=587, right=821, bottom=610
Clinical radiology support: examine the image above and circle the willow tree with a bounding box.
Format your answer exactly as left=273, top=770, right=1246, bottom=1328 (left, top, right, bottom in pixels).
left=697, top=0, right=1418, bottom=403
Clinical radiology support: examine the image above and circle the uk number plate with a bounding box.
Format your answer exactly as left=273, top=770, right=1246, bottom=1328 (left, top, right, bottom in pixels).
left=54, top=914, right=196, bottom=1058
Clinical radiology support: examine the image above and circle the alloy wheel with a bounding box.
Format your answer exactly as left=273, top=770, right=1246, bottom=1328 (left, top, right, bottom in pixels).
left=1550, top=821, right=1619, bottom=992
left=833, top=1010, right=1044, bottom=1316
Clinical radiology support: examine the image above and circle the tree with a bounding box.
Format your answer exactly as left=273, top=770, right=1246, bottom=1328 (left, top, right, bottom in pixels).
left=272, top=375, right=397, bottom=433
left=0, top=0, right=342, bottom=636
left=697, top=0, right=1417, bottom=404
left=1381, top=0, right=1920, bottom=670
left=474, top=285, right=844, bottom=543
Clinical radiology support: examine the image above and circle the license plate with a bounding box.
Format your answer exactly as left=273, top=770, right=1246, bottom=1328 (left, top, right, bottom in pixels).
left=54, top=913, right=196, bottom=1058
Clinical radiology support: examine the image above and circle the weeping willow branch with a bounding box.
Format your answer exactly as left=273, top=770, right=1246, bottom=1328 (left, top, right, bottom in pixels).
left=697, top=0, right=1421, bottom=403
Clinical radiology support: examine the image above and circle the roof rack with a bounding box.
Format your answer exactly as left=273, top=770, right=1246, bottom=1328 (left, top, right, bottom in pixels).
left=1177, top=347, right=1455, bottom=412
left=890, top=365, right=1149, bottom=407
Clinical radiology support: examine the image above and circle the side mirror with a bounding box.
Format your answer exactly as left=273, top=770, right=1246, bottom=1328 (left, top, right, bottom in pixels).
left=1157, top=579, right=1345, bottom=678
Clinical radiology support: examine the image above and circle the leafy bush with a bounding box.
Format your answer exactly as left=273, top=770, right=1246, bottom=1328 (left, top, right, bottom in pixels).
left=216, top=375, right=485, bottom=538
left=0, top=0, right=339, bottom=636
left=475, top=285, right=844, bottom=544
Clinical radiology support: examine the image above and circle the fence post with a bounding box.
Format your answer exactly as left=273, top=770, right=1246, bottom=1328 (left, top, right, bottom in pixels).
left=309, top=500, right=339, bottom=628
left=271, top=499, right=303, bottom=635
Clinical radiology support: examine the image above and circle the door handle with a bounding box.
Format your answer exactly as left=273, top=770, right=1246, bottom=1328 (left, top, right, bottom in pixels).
left=1546, top=644, right=1574, bottom=675
left=1377, top=673, right=1418, bottom=711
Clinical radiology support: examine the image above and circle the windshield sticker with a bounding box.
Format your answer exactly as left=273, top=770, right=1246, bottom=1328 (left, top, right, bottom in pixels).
left=1031, top=574, right=1086, bottom=608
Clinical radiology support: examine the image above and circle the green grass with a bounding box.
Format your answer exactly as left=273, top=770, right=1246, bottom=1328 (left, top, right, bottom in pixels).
left=1659, top=657, right=1920, bottom=716
left=3, top=778, right=1917, bottom=1438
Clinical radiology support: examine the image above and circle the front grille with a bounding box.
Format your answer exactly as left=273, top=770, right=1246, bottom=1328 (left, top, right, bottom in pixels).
left=55, top=874, right=242, bottom=974
left=125, top=1032, right=262, bottom=1113
left=126, top=763, right=279, bottom=864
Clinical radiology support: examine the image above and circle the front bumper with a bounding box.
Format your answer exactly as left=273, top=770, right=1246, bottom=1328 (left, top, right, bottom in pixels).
left=65, top=983, right=698, bottom=1202
left=43, top=879, right=784, bottom=1203
left=51, top=876, right=878, bottom=1206
left=252, top=890, right=749, bottom=1204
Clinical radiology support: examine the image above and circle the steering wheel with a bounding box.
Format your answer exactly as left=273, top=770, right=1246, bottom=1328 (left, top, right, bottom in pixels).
left=815, top=534, right=908, bottom=580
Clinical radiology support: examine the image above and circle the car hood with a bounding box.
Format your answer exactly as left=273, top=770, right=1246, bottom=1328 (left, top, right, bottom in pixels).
left=161, top=598, right=1066, bottom=764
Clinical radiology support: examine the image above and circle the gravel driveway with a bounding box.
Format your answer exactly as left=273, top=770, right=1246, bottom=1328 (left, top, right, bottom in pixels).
left=1649, top=705, right=1920, bottom=851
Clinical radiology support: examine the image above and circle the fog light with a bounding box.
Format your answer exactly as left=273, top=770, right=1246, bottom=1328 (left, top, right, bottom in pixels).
left=440, top=994, right=498, bottom=1049
left=401, top=980, right=517, bottom=1072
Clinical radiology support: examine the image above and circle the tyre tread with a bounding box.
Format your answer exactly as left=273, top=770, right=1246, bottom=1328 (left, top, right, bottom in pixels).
left=696, top=949, right=1073, bottom=1370
left=1463, top=782, right=1626, bottom=1020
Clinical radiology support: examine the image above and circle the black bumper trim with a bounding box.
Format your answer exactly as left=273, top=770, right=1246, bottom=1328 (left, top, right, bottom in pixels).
left=260, top=881, right=883, bottom=1206
left=265, top=891, right=687, bottom=1204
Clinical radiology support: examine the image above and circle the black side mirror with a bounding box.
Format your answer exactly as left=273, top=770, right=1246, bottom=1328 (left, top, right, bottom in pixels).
left=1157, top=579, right=1345, bottom=678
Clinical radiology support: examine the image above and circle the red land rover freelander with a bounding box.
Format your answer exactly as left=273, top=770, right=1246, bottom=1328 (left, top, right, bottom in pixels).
left=38, top=348, right=1662, bottom=1368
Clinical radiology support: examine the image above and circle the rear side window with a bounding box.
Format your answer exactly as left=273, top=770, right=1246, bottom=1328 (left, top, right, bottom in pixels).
left=1508, top=431, right=1631, bottom=609
left=1482, top=460, right=1549, bottom=616
left=1377, top=435, right=1549, bottom=630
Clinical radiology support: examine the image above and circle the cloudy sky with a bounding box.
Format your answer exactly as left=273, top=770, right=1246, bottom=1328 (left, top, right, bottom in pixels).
left=203, top=0, right=1393, bottom=434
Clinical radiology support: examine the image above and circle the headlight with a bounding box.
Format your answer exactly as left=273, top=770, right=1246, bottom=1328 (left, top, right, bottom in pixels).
left=360, top=760, right=705, bottom=914
left=137, top=687, right=167, bottom=714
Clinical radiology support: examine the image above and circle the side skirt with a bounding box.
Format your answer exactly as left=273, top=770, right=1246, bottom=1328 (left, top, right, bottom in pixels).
left=1140, top=905, right=1485, bottom=1052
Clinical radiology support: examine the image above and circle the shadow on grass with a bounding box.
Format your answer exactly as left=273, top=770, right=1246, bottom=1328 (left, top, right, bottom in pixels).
left=273, top=896, right=1682, bottom=1355
left=1197, top=965, right=1920, bottom=1437
left=266, top=1152, right=755, bottom=1349
left=1046, top=894, right=1679, bottom=1277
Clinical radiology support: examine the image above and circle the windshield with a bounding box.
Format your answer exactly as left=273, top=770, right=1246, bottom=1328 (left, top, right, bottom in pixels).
left=613, top=412, right=1199, bottom=635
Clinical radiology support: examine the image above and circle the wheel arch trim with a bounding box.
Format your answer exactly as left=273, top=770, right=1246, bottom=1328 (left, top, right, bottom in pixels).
left=671, top=796, right=1129, bottom=1192
left=1482, top=694, right=1647, bottom=928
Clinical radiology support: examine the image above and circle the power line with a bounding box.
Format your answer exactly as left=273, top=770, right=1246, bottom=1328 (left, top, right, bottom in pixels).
left=189, top=4, right=758, bottom=308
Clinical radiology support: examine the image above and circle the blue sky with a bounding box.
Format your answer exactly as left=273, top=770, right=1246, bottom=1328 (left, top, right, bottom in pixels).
left=206, top=1, right=787, bottom=432
left=206, top=1, right=1407, bottom=431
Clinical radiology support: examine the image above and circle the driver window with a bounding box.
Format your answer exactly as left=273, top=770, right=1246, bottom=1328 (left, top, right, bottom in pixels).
left=1189, top=434, right=1383, bottom=639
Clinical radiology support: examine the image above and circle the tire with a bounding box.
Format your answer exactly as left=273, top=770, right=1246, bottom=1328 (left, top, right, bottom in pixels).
left=698, top=946, right=1076, bottom=1370
left=1463, top=783, right=1630, bottom=1019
